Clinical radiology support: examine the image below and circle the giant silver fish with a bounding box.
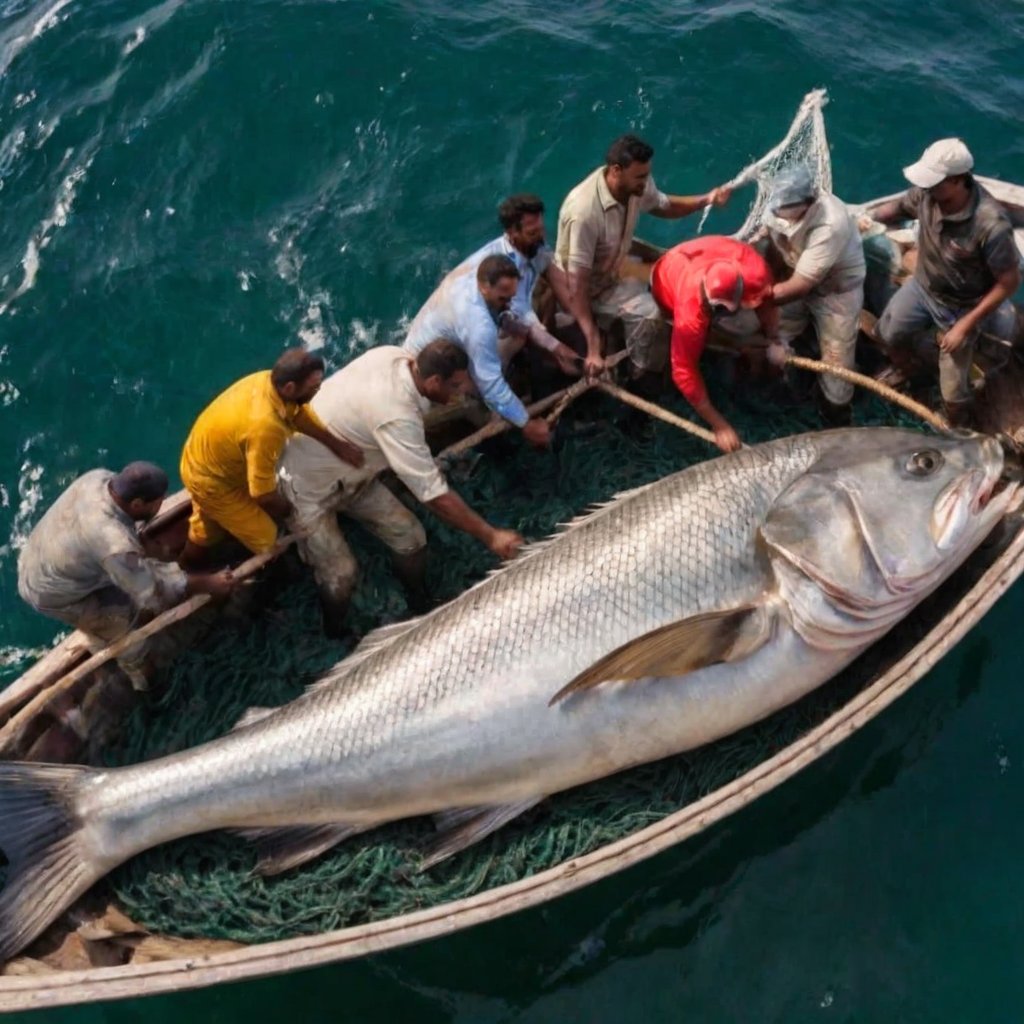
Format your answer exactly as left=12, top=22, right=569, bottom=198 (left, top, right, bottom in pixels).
left=0, top=427, right=1014, bottom=959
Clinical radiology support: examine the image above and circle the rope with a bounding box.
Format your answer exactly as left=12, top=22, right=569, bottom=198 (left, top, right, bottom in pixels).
left=782, top=354, right=950, bottom=432
left=594, top=381, right=717, bottom=446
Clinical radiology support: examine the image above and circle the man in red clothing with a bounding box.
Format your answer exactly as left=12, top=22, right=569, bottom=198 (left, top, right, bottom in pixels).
left=650, top=236, right=778, bottom=453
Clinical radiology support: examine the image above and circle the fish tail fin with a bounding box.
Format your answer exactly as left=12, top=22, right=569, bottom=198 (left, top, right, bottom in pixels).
left=0, top=762, right=99, bottom=962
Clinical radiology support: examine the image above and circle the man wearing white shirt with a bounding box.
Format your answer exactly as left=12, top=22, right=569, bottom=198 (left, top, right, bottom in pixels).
left=279, top=340, right=523, bottom=636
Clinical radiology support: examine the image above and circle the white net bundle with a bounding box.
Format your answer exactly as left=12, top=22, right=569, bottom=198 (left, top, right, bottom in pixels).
left=697, top=88, right=833, bottom=240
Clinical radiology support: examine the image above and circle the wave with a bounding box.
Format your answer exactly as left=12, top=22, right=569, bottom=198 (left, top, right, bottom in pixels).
left=0, top=0, right=74, bottom=78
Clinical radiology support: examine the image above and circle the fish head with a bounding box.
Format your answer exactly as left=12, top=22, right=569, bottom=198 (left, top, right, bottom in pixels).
left=762, top=428, right=1016, bottom=614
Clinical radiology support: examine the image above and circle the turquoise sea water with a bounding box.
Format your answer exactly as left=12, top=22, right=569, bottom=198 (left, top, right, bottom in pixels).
left=1, top=0, right=1023, bottom=1020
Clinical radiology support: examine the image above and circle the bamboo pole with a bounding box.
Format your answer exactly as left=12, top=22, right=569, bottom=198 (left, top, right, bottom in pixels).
left=0, top=539, right=295, bottom=757
left=435, top=349, right=631, bottom=461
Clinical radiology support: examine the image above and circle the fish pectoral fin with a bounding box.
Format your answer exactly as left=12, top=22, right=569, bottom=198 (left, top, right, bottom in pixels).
left=420, top=799, right=542, bottom=872
left=549, top=604, right=771, bottom=706
left=232, top=823, right=370, bottom=877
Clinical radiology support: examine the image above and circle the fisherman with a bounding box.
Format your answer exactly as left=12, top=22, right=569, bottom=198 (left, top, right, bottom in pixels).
left=762, top=164, right=866, bottom=426
left=461, top=193, right=583, bottom=378
left=403, top=253, right=553, bottom=448
left=17, top=462, right=235, bottom=689
left=865, top=138, right=1022, bottom=427
left=179, top=348, right=364, bottom=567
left=553, top=133, right=731, bottom=379
left=648, top=236, right=776, bottom=453
left=279, top=340, right=525, bottom=636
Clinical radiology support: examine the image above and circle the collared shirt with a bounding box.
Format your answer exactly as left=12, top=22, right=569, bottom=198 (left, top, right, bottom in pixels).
left=554, top=165, right=670, bottom=297
left=180, top=370, right=327, bottom=497
left=280, top=346, right=448, bottom=519
left=898, top=182, right=1018, bottom=306
left=651, top=237, right=774, bottom=407
left=403, top=269, right=529, bottom=427
left=767, top=192, right=865, bottom=294
left=17, top=469, right=188, bottom=614
left=458, top=234, right=553, bottom=331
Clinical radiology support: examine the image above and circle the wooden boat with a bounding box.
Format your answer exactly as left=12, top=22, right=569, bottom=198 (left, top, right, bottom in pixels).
left=2, top=176, right=1024, bottom=1011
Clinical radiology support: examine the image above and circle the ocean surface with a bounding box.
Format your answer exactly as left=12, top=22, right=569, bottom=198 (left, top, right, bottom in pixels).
left=1, top=0, right=1023, bottom=1020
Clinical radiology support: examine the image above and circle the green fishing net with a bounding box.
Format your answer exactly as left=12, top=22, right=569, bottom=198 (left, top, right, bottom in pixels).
left=97, top=376, right=933, bottom=945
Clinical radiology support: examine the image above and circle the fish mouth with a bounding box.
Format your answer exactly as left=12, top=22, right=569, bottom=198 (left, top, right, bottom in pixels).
left=933, top=465, right=1017, bottom=549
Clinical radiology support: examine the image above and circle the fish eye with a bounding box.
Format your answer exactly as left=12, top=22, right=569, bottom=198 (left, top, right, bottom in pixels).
left=906, top=449, right=944, bottom=476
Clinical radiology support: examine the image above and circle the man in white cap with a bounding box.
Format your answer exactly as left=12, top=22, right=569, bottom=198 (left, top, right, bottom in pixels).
left=762, top=164, right=866, bottom=426
left=865, top=138, right=1021, bottom=426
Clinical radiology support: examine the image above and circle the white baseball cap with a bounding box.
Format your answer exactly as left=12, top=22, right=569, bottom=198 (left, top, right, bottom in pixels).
left=902, top=138, right=974, bottom=188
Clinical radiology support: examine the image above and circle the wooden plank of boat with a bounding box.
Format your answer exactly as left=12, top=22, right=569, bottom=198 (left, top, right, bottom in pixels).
left=4, top=185, right=1024, bottom=1009
left=3, top=508, right=1022, bottom=1011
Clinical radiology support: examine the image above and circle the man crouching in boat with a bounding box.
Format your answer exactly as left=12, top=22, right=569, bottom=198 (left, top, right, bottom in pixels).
left=17, top=462, right=236, bottom=690
left=279, top=340, right=525, bottom=637
left=865, top=138, right=1022, bottom=428
left=553, top=133, right=731, bottom=381
left=178, top=349, right=365, bottom=568
left=647, top=237, right=776, bottom=453
left=403, top=254, right=555, bottom=449
left=761, top=164, right=866, bottom=427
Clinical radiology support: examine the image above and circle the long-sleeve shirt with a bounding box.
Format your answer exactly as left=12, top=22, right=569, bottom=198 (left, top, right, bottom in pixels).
left=403, top=268, right=529, bottom=427
left=280, top=346, right=448, bottom=523
left=458, top=234, right=553, bottom=334
left=651, top=237, right=773, bottom=407
left=17, top=469, right=187, bottom=614
left=180, top=370, right=328, bottom=498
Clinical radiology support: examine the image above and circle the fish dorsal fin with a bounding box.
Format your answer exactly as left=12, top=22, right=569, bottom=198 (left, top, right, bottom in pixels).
left=229, top=706, right=277, bottom=732
left=308, top=483, right=663, bottom=695
left=304, top=617, right=429, bottom=695
left=465, top=481, right=661, bottom=596
left=549, top=604, right=772, bottom=705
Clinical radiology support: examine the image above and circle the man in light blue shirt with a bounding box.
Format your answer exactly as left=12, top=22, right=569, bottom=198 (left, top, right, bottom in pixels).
left=404, top=253, right=554, bottom=448
left=460, top=194, right=582, bottom=378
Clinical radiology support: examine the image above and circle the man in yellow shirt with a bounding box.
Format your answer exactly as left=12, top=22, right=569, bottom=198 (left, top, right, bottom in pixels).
left=179, top=349, right=363, bottom=566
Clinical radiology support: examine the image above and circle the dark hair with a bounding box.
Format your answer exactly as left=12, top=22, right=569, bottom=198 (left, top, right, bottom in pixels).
left=476, top=253, right=520, bottom=288
left=111, top=461, right=169, bottom=503
left=605, top=134, right=654, bottom=169
left=498, top=193, right=545, bottom=231
left=271, top=348, right=325, bottom=389
left=416, top=339, right=469, bottom=380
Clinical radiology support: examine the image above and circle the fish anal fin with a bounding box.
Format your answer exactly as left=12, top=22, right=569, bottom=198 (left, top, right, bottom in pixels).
left=420, top=799, right=541, bottom=871
left=232, top=823, right=369, bottom=876
left=549, top=604, right=771, bottom=706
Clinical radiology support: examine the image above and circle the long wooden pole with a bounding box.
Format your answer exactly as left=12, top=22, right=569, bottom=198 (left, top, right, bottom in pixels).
left=0, top=540, right=294, bottom=757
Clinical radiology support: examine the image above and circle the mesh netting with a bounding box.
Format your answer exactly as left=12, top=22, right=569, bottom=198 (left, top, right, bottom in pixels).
left=97, top=377, right=928, bottom=945
left=696, top=88, right=832, bottom=240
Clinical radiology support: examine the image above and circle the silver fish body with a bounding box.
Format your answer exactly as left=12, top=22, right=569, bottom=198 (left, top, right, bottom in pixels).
left=0, top=427, right=1014, bottom=959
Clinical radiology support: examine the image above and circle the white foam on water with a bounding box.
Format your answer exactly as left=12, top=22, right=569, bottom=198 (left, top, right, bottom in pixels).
left=0, top=379, right=21, bottom=406
left=0, top=643, right=53, bottom=669
left=0, top=149, right=93, bottom=314
left=0, top=0, right=75, bottom=78
left=123, top=26, right=145, bottom=55
left=237, top=270, right=254, bottom=292
left=12, top=89, right=35, bottom=108
left=0, top=458, right=44, bottom=566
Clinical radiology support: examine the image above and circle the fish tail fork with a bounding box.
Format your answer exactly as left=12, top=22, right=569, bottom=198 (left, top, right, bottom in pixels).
left=0, top=762, right=99, bottom=962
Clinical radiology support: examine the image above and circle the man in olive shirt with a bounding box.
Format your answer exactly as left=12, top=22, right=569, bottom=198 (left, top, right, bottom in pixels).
left=867, top=138, right=1022, bottom=425
left=554, top=133, right=731, bottom=378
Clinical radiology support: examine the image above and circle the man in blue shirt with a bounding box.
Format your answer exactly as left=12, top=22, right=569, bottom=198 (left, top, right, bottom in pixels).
left=404, top=253, right=554, bottom=448
left=462, top=194, right=582, bottom=378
